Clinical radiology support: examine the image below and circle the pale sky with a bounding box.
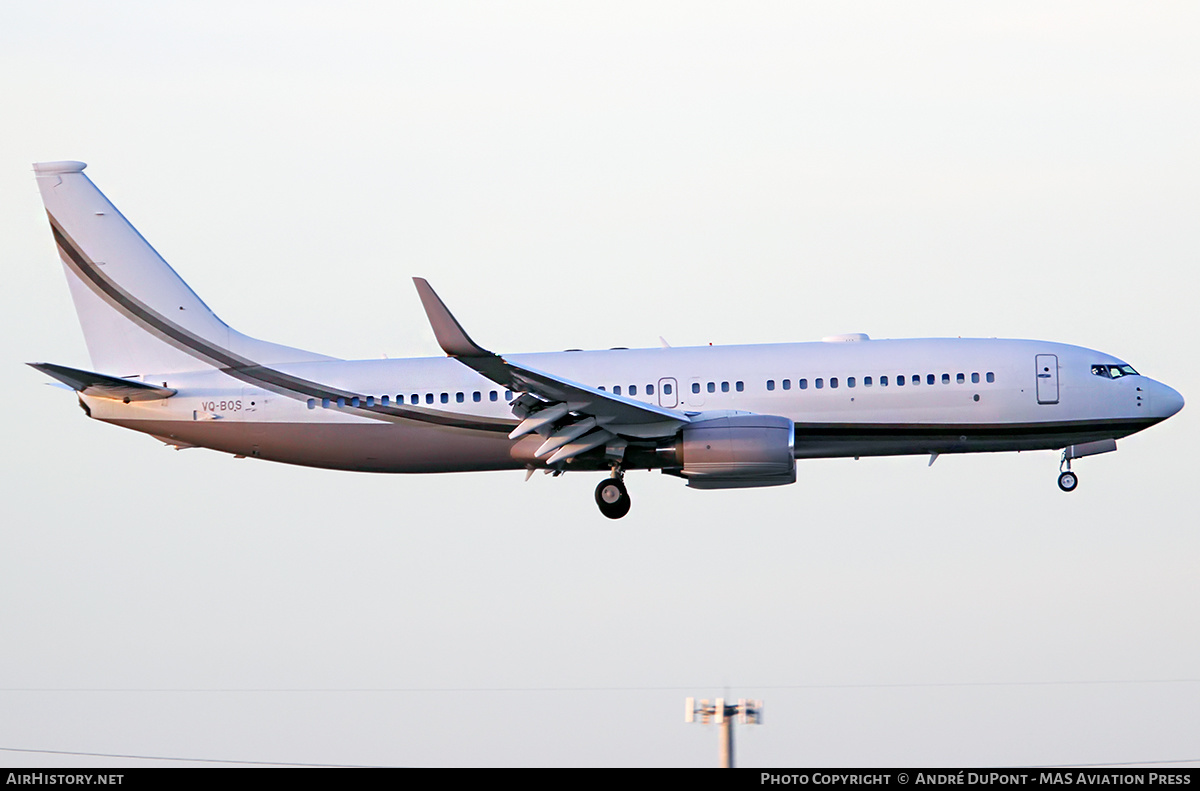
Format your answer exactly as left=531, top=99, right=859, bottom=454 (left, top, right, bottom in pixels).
left=1, top=1, right=1197, bottom=767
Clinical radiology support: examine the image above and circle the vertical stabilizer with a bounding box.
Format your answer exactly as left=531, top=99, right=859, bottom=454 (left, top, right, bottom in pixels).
left=34, top=161, right=334, bottom=376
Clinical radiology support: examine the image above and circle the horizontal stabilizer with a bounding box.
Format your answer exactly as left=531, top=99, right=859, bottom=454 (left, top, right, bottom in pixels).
left=28, top=362, right=177, bottom=401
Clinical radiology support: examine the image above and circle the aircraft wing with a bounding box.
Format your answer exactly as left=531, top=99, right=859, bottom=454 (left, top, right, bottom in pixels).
left=413, top=278, right=689, bottom=464
left=28, top=362, right=177, bottom=401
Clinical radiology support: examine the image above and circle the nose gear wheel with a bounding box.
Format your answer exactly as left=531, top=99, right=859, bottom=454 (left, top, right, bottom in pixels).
left=1057, top=450, right=1078, bottom=492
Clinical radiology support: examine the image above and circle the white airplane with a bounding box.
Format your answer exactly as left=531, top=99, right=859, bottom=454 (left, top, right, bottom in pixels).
left=29, top=161, right=1184, bottom=519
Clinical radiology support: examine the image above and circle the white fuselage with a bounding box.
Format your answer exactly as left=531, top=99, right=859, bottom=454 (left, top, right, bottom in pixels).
left=86, top=337, right=1180, bottom=474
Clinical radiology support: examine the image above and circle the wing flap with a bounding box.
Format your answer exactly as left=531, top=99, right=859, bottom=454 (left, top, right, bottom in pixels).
left=545, top=429, right=621, bottom=466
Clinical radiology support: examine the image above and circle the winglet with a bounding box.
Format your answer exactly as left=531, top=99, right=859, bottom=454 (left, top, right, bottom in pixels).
left=412, top=278, right=492, bottom=358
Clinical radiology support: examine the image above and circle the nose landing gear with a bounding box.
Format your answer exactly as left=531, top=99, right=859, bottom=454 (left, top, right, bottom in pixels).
left=595, top=472, right=631, bottom=519
left=1056, top=439, right=1118, bottom=493
left=1058, top=451, right=1079, bottom=492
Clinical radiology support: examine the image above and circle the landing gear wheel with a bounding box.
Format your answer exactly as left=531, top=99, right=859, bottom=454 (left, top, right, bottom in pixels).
left=1057, top=471, right=1078, bottom=492
left=595, top=477, right=631, bottom=519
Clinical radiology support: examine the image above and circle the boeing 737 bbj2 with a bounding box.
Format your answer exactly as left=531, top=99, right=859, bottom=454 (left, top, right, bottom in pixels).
left=28, top=161, right=1184, bottom=518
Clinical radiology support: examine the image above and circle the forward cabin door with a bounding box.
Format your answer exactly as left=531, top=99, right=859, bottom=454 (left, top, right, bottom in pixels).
left=1035, top=354, right=1059, bottom=404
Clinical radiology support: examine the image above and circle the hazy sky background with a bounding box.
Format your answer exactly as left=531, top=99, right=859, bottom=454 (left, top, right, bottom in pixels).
left=2, top=1, right=1197, bottom=767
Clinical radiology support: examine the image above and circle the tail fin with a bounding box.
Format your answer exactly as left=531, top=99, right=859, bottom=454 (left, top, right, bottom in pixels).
left=33, top=161, right=334, bottom=376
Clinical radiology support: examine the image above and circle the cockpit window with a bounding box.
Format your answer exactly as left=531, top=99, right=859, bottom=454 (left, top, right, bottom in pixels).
left=1091, top=364, right=1139, bottom=379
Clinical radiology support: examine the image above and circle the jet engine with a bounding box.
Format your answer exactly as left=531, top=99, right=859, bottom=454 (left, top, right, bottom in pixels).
left=665, top=413, right=796, bottom=489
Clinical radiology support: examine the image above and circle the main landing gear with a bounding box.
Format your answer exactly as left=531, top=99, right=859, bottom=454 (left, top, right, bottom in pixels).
left=595, top=472, right=631, bottom=519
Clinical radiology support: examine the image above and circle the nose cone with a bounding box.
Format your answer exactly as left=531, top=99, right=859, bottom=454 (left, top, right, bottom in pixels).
left=1154, top=382, right=1185, bottom=420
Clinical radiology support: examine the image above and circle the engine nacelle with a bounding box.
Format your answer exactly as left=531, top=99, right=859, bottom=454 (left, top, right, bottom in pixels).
left=672, top=414, right=796, bottom=489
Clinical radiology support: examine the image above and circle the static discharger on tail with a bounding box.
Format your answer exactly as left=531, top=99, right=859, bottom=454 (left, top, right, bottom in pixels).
left=28, top=161, right=1184, bottom=518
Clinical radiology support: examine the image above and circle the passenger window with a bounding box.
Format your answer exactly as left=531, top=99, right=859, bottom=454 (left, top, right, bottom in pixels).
left=783, top=379, right=792, bottom=390
left=721, top=381, right=729, bottom=393
left=647, top=384, right=655, bottom=396
left=864, top=376, right=872, bottom=387
left=613, top=385, right=622, bottom=395
left=816, top=378, right=824, bottom=389
left=663, top=383, right=672, bottom=395
left=490, top=391, right=498, bottom=402
left=847, top=377, right=856, bottom=388
left=736, top=381, right=744, bottom=392
left=897, top=375, right=905, bottom=386
left=767, top=379, right=775, bottom=391
left=629, top=385, right=637, bottom=396
left=942, top=374, right=950, bottom=385
left=957, top=373, right=965, bottom=384
left=381, top=395, right=390, bottom=405
left=986, top=372, right=995, bottom=383
left=972, top=373, right=980, bottom=384
left=411, top=394, right=419, bottom=404
left=338, top=397, right=346, bottom=408
left=692, top=383, right=700, bottom=394
left=351, top=397, right=360, bottom=407
left=307, top=399, right=316, bottom=409
left=505, top=390, right=513, bottom=401
left=322, top=398, right=331, bottom=408
left=473, top=392, right=481, bottom=402
left=440, top=393, right=448, bottom=404
left=830, top=378, right=838, bottom=389
left=927, top=374, right=935, bottom=385
left=366, top=396, right=375, bottom=407
left=456, top=392, right=464, bottom=403
left=425, top=393, right=434, bottom=404
left=707, top=382, right=715, bottom=393
left=598, top=386, right=606, bottom=391
left=880, top=375, right=888, bottom=386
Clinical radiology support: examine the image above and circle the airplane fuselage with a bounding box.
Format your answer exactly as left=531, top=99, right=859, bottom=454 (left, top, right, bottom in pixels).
left=85, top=337, right=1179, bottom=474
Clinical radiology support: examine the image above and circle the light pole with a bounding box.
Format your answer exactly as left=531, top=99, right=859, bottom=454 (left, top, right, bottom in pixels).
left=685, top=697, right=763, bottom=768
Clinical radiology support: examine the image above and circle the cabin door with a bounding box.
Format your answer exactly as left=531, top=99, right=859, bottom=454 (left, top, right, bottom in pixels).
left=1035, top=354, right=1059, bottom=404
